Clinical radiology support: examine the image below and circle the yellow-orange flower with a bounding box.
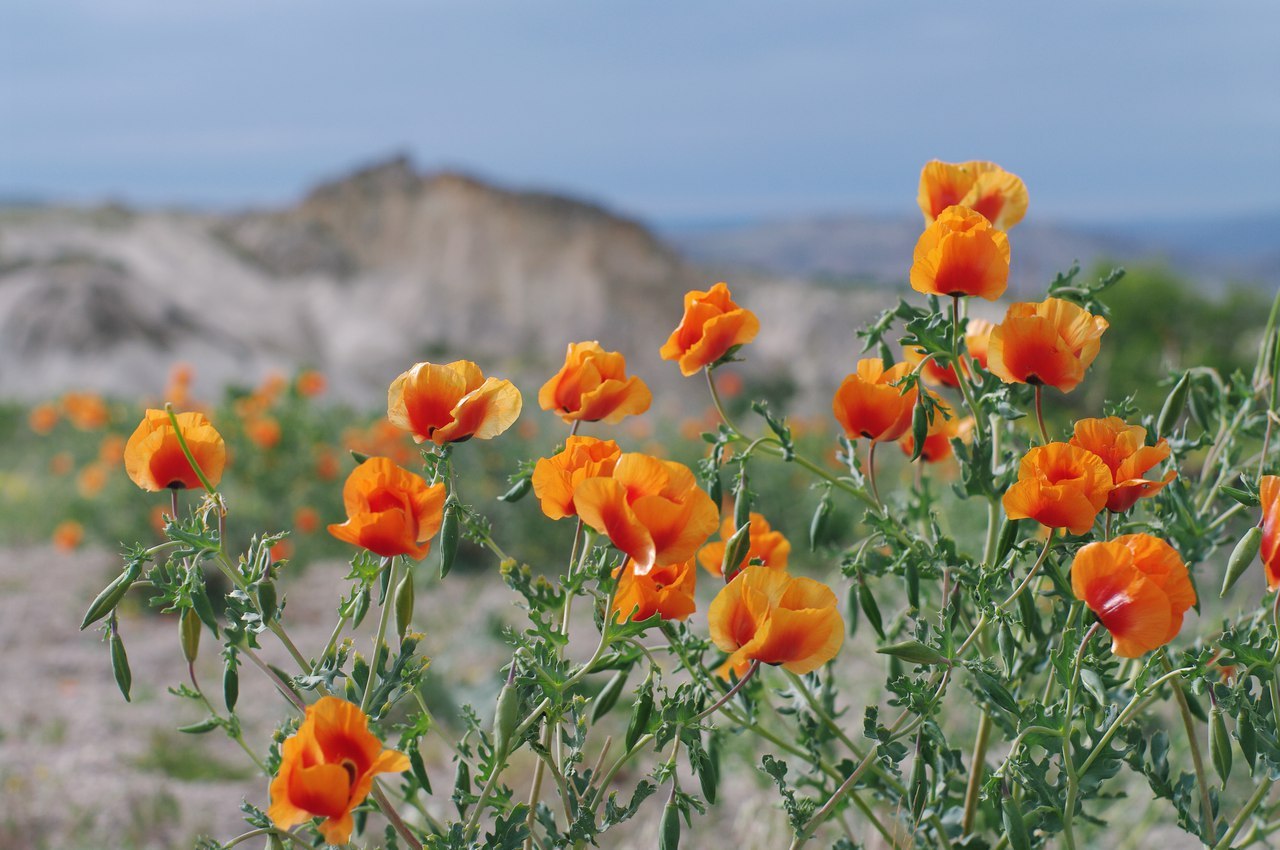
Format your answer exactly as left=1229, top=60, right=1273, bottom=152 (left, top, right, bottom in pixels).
left=917, top=160, right=1028, bottom=231
left=660, top=282, right=760, bottom=376
left=124, top=409, right=226, bottom=492
left=612, top=558, right=697, bottom=623
left=832, top=359, right=918, bottom=442
left=531, top=436, right=622, bottom=521
left=1262, top=476, right=1280, bottom=589
left=62, top=392, right=110, bottom=431
left=910, top=206, right=1011, bottom=301
left=296, top=369, right=327, bottom=398
left=708, top=567, right=844, bottom=677
left=387, top=360, right=522, bottom=445
left=904, top=345, right=961, bottom=388
left=53, top=520, right=84, bottom=552
left=268, top=696, right=409, bottom=845
left=1002, top=442, right=1113, bottom=534
left=573, top=453, right=719, bottom=572
left=898, top=399, right=960, bottom=463
left=1069, top=417, right=1176, bottom=512
left=1071, top=534, right=1195, bottom=658
left=539, top=341, right=652, bottom=424
left=965, top=318, right=995, bottom=370
left=327, top=457, right=446, bottom=559
left=29, top=403, right=59, bottom=435
left=987, top=298, right=1109, bottom=393
left=697, top=512, right=792, bottom=579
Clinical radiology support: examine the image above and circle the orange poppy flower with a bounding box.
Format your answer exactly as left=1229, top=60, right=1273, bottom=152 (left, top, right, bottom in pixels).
left=327, top=457, right=446, bottom=559
left=166, top=363, right=195, bottom=407
left=62, top=392, right=110, bottom=431
left=315, top=446, right=340, bottom=481
left=124, top=409, right=226, bottom=492
left=1262, top=475, right=1280, bottom=589
left=612, top=558, right=697, bottom=623
left=965, top=318, right=995, bottom=370
left=1068, top=417, right=1176, bottom=512
left=387, top=360, right=522, bottom=445
left=539, top=341, right=652, bottom=424
left=531, top=436, right=622, bottom=521
left=270, top=540, right=293, bottom=561
left=832, top=359, right=918, bottom=442
left=917, top=160, right=1029, bottom=231
left=29, top=403, right=59, bottom=435
left=77, top=463, right=108, bottom=498
left=904, top=345, right=961, bottom=388
left=295, top=506, right=321, bottom=535
left=910, top=206, right=1011, bottom=301
left=707, top=567, right=844, bottom=677
left=53, top=520, right=84, bottom=552
left=697, top=512, right=792, bottom=579
left=247, top=417, right=282, bottom=450
left=1071, top=534, right=1196, bottom=658
left=1002, top=442, right=1113, bottom=534
left=987, top=298, right=1109, bottom=393
left=898, top=398, right=960, bottom=463
left=572, top=453, right=719, bottom=573
left=660, top=282, right=760, bottom=376
left=268, top=696, right=410, bottom=845
left=296, top=369, right=327, bottom=398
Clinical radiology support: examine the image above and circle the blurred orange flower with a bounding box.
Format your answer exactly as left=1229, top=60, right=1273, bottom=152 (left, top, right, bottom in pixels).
left=539, top=341, right=652, bottom=424
left=98, top=434, right=126, bottom=467
left=387, top=360, right=522, bottom=445
left=917, top=160, right=1028, bottom=231
left=832, top=359, right=918, bottom=442
left=612, top=558, right=697, bottom=623
left=1071, top=534, right=1195, bottom=657
left=247, top=417, right=282, bottom=450
left=296, top=369, right=327, bottom=398
left=50, top=451, right=74, bottom=476
left=53, top=520, right=84, bottom=551
left=77, top=463, right=108, bottom=498
left=268, top=696, right=409, bottom=845
left=965, top=318, right=995, bottom=370
left=328, top=458, right=446, bottom=559
left=898, top=398, right=960, bottom=463
left=270, top=540, right=293, bottom=561
left=166, top=363, right=195, bottom=407
left=697, top=512, right=792, bottom=579
left=708, top=567, right=844, bottom=677
left=987, top=298, right=1109, bottom=393
left=660, top=282, right=760, bottom=376
left=295, top=506, right=321, bottom=535
left=315, top=446, right=341, bottom=481
left=124, top=409, right=226, bottom=492
left=1002, top=442, right=1112, bottom=535
left=910, top=206, right=1010, bottom=301
left=573, top=453, right=718, bottom=573
left=1069, top=417, right=1176, bottom=512
left=149, top=505, right=169, bottom=535
left=531, top=436, right=622, bottom=521
left=29, top=403, right=59, bottom=435
left=1262, top=476, right=1280, bottom=589
left=62, top=392, right=110, bottom=431
left=904, top=345, right=961, bottom=388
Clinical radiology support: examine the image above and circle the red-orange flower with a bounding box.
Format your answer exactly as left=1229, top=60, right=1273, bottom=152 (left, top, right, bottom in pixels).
left=29, top=403, right=59, bottom=435
left=1071, top=534, right=1196, bottom=657
left=295, top=506, right=321, bottom=535
left=327, top=457, right=446, bottom=559
left=904, top=345, right=961, bottom=388
left=62, top=392, right=110, bottom=431
left=708, top=567, right=844, bottom=677
left=387, top=360, right=522, bottom=445
left=247, top=416, right=282, bottom=450
left=1069, top=417, right=1176, bottom=512
left=573, top=453, right=719, bottom=572
left=539, top=341, right=652, bottom=424
left=268, top=696, right=409, bottom=845
left=531, top=436, right=622, bottom=521
left=660, top=282, right=760, bottom=376
left=987, top=298, right=1109, bottom=393
left=296, top=369, right=327, bottom=398
left=612, top=558, right=697, bottom=623
left=832, top=359, right=918, bottom=442
left=1002, top=442, right=1113, bottom=534
left=965, top=318, right=995, bottom=370
left=77, top=463, right=108, bottom=498
left=124, top=409, right=226, bottom=492
left=898, top=399, right=960, bottom=463
left=910, top=206, right=1011, bottom=301
left=917, top=160, right=1028, bottom=231
left=53, top=520, right=84, bottom=552
left=697, top=512, right=792, bottom=579
left=1262, top=475, right=1280, bottom=589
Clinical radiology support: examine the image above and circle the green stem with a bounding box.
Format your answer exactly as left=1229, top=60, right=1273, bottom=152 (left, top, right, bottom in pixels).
left=705, top=366, right=740, bottom=435
left=1215, top=779, right=1275, bottom=850
left=961, top=712, right=992, bottom=835
left=1162, top=652, right=1215, bottom=842
left=361, top=557, right=400, bottom=712
left=1034, top=385, right=1049, bottom=444
left=1061, top=622, right=1102, bottom=850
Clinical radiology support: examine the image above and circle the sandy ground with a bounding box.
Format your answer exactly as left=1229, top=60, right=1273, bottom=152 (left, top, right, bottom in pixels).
left=0, top=546, right=1201, bottom=850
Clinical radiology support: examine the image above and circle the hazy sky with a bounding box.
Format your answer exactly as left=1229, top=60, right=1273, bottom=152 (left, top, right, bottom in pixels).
left=3, top=1, right=1277, bottom=224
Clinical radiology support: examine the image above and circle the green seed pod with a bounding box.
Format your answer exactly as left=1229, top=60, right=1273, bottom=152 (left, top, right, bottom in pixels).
left=720, top=521, right=753, bottom=580
left=909, top=400, right=929, bottom=462
left=452, top=759, right=472, bottom=816
left=1210, top=704, right=1233, bottom=782
left=180, top=608, right=201, bottom=664
left=875, top=640, right=948, bottom=667
left=80, top=561, right=143, bottom=630
left=993, top=519, right=1018, bottom=567
left=706, top=731, right=722, bottom=796
left=693, top=742, right=718, bottom=805
left=998, top=621, right=1017, bottom=676
left=908, top=742, right=929, bottom=821
left=394, top=571, right=415, bottom=641
left=177, top=717, right=220, bottom=734
left=905, top=559, right=920, bottom=611
left=492, top=682, right=521, bottom=756
left=350, top=585, right=371, bottom=629
left=1221, top=526, right=1263, bottom=598
left=809, top=491, right=832, bottom=551
left=971, top=669, right=1020, bottom=715
left=857, top=582, right=885, bottom=640
left=659, top=796, right=681, bottom=850
left=845, top=584, right=860, bottom=637
left=1238, top=711, right=1258, bottom=770
left=498, top=476, right=533, bottom=503
left=110, top=630, right=132, bottom=702
left=223, top=653, right=240, bottom=712
left=257, top=580, right=278, bottom=624
left=1156, top=371, right=1192, bottom=438
left=707, top=471, right=722, bottom=506
left=591, top=668, right=630, bottom=723
left=1188, top=384, right=1215, bottom=433
left=733, top=469, right=751, bottom=531
left=410, top=745, right=433, bottom=794
left=1002, top=799, right=1032, bottom=850
left=625, top=679, right=655, bottom=752
left=190, top=578, right=220, bottom=635
left=439, top=501, right=460, bottom=579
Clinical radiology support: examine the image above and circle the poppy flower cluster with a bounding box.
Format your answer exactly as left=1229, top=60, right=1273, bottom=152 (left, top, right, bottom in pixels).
left=1002, top=442, right=1113, bottom=535
left=910, top=205, right=1011, bottom=301
left=660, top=282, right=760, bottom=376
left=327, top=457, right=446, bottom=559
left=612, top=558, right=698, bottom=623
left=832, top=358, right=918, bottom=443
left=1068, top=417, right=1175, bottom=513
left=124, top=409, right=226, bottom=492
left=539, top=341, right=652, bottom=424
left=987, top=298, right=1109, bottom=394
left=388, top=359, right=522, bottom=445
left=707, top=567, right=844, bottom=677
left=917, top=160, right=1028, bottom=231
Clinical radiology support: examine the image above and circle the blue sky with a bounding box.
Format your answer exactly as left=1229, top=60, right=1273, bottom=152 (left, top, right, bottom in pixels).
left=2, top=1, right=1277, bottom=224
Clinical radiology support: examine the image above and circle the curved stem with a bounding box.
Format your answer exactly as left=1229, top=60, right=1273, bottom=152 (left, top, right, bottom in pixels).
left=1034, top=386, right=1049, bottom=444
left=1162, top=651, right=1215, bottom=842
left=865, top=440, right=881, bottom=507
left=693, top=660, right=759, bottom=721
left=705, top=366, right=740, bottom=435
left=361, top=557, right=400, bottom=712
